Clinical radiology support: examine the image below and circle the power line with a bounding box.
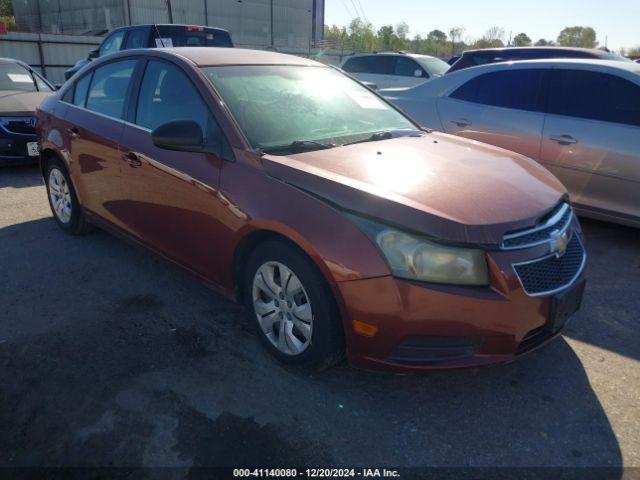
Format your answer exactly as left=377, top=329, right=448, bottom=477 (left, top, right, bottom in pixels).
left=354, top=0, right=369, bottom=23
left=339, top=0, right=357, bottom=20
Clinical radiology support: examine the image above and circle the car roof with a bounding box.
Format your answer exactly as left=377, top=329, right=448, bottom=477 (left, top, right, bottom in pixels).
left=0, top=57, right=28, bottom=66
left=347, top=52, right=440, bottom=60
left=111, top=24, right=230, bottom=32
left=150, top=47, right=322, bottom=67
left=463, top=46, right=608, bottom=55
left=462, top=57, right=640, bottom=73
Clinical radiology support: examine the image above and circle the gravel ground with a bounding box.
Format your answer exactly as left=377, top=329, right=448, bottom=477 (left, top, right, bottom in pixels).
left=1, top=165, right=638, bottom=476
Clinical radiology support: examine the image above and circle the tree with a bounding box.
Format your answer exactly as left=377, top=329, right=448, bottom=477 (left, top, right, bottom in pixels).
left=396, top=22, right=409, bottom=41
left=427, top=29, right=447, bottom=44
left=347, top=18, right=377, bottom=52
left=534, top=38, right=555, bottom=46
left=378, top=25, right=399, bottom=51
left=557, top=26, right=598, bottom=48
left=512, top=33, right=532, bottom=47
left=449, top=26, right=466, bottom=55
left=0, top=0, right=12, bottom=16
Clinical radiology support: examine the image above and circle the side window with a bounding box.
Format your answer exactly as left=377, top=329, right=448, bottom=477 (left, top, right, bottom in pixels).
left=123, top=28, right=148, bottom=50
left=395, top=57, right=424, bottom=77
left=86, top=60, right=136, bottom=119
left=135, top=60, right=226, bottom=153
left=99, top=31, right=125, bottom=57
left=548, top=70, right=640, bottom=127
left=342, top=57, right=366, bottom=73
left=366, top=56, right=396, bottom=75
left=450, top=69, right=546, bottom=113
left=73, top=73, right=92, bottom=107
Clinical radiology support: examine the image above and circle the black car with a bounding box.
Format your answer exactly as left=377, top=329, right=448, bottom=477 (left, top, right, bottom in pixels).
left=447, top=46, right=632, bottom=73
left=0, top=58, right=54, bottom=165
left=64, top=24, right=233, bottom=80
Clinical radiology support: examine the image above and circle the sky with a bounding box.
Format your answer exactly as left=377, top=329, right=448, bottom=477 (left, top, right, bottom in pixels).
left=325, top=0, right=640, bottom=52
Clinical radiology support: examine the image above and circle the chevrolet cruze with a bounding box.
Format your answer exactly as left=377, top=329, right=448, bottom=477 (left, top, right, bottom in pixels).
left=36, top=48, right=586, bottom=372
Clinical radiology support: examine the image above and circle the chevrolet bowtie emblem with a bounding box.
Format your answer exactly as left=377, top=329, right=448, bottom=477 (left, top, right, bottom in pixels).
left=549, top=228, right=570, bottom=257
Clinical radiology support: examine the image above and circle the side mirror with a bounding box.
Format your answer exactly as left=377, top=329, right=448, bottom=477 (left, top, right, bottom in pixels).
left=414, top=69, right=424, bottom=78
left=151, top=120, right=204, bottom=152
left=88, top=49, right=99, bottom=60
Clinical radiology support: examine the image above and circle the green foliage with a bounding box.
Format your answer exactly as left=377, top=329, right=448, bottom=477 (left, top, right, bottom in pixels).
left=513, top=33, right=532, bottom=47
left=557, top=26, right=598, bottom=48
left=534, top=38, right=555, bottom=46
left=0, top=0, right=12, bottom=17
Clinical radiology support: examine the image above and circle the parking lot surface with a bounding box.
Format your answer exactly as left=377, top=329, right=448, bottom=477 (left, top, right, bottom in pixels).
left=1, top=166, right=639, bottom=473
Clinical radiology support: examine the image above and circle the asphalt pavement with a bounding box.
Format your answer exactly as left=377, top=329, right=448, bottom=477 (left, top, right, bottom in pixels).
left=1, top=165, right=638, bottom=477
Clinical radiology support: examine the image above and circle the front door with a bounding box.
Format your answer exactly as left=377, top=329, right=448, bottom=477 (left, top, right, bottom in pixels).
left=117, top=59, right=233, bottom=284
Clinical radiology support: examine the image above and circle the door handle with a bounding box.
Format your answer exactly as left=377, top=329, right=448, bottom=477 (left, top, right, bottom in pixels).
left=450, top=118, right=471, bottom=128
left=122, top=152, right=142, bottom=168
left=550, top=134, right=578, bottom=146
left=67, top=127, right=80, bottom=138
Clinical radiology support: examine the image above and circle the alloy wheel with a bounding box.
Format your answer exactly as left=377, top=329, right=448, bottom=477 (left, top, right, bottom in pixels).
left=48, top=168, right=72, bottom=224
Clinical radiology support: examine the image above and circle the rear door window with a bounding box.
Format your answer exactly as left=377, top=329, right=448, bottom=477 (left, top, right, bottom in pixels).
left=99, top=30, right=126, bottom=57
left=86, top=60, right=136, bottom=119
left=394, top=57, right=424, bottom=77
left=123, top=28, right=149, bottom=50
left=450, top=69, right=547, bottom=112
left=548, top=69, right=640, bottom=126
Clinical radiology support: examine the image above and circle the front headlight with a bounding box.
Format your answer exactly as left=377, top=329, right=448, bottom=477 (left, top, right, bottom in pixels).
left=349, top=214, right=489, bottom=286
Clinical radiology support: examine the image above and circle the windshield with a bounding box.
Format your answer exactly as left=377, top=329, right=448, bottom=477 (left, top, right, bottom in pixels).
left=201, top=65, right=416, bottom=150
left=415, top=57, right=450, bottom=76
left=0, top=63, right=40, bottom=92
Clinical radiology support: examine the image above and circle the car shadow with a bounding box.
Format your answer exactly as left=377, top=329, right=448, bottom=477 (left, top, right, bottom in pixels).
left=564, top=217, right=640, bottom=362
left=0, top=217, right=624, bottom=473
left=0, top=164, right=42, bottom=189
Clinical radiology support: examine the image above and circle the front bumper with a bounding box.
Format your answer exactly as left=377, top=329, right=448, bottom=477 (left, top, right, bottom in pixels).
left=0, top=124, right=38, bottom=166
left=337, top=228, right=586, bottom=373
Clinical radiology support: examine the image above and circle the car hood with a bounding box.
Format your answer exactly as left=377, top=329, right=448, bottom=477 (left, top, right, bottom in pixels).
left=0, top=90, right=51, bottom=115
left=261, top=132, right=567, bottom=245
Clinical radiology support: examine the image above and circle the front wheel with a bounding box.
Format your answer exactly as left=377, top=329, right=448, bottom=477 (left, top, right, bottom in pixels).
left=244, top=240, right=345, bottom=369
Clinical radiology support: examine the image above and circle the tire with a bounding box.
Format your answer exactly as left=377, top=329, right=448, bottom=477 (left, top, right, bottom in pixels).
left=44, top=157, right=92, bottom=235
left=244, top=239, right=345, bottom=369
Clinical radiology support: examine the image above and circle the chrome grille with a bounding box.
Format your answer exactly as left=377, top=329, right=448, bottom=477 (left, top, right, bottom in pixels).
left=502, top=203, right=573, bottom=250
left=513, top=236, right=586, bottom=296
left=1, top=117, right=36, bottom=135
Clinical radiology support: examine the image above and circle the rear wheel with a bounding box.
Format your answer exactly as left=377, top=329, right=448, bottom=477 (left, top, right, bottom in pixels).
left=45, top=158, right=91, bottom=235
left=244, top=240, right=344, bottom=369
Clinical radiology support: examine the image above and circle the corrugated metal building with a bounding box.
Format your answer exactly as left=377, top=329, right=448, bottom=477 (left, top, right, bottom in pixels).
left=11, top=0, right=325, bottom=48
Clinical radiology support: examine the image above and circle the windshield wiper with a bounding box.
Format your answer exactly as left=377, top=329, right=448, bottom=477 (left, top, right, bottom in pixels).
left=260, top=139, right=336, bottom=155
left=341, top=129, right=424, bottom=147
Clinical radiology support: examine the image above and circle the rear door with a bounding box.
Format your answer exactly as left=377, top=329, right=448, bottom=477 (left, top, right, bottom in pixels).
left=342, top=55, right=397, bottom=89
left=540, top=68, right=640, bottom=220
left=62, top=58, right=138, bottom=226
left=117, top=58, right=234, bottom=283
left=393, top=56, right=429, bottom=88
left=437, top=68, right=548, bottom=160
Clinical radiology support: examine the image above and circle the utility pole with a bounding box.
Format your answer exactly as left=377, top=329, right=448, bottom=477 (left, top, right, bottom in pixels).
left=166, top=0, right=174, bottom=24
left=270, top=0, right=274, bottom=47
left=204, top=0, right=209, bottom=26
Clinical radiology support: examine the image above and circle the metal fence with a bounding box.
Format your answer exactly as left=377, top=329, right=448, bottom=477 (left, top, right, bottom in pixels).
left=0, top=32, right=101, bottom=84
left=0, top=31, right=355, bottom=85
